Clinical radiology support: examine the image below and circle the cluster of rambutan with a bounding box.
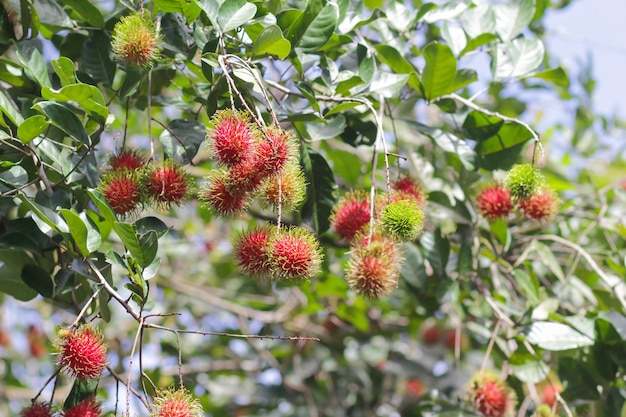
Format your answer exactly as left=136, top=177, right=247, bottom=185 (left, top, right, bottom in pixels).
left=99, top=148, right=192, bottom=216
left=330, top=176, right=426, bottom=299
left=476, top=164, right=560, bottom=222
left=201, top=109, right=320, bottom=282
left=20, top=398, right=101, bottom=417
left=466, top=370, right=517, bottom=417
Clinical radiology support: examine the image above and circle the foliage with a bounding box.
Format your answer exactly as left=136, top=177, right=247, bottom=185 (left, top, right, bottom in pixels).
left=1, top=0, right=626, bottom=416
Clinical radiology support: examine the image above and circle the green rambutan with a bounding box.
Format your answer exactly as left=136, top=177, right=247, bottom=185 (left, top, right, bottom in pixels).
left=256, top=161, right=307, bottom=211
left=505, top=163, right=544, bottom=201
left=380, top=198, right=424, bottom=241
left=111, top=12, right=161, bottom=68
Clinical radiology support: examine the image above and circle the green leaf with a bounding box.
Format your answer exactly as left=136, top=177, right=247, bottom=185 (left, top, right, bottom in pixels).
left=461, top=4, right=496, bottom=37
left=463, top=111, right=534, bottom=156
left=0, top=89, right=24, bottom=126
left=87, top=189, right=117, bottom=224
left=305, top=115, right=346, bottom=140
left=0, top=249, right=38, bottom=301
left=18, top=195, right=69, bottom=235
left=17, top=115, right=49, bottom=143
left=489, top=216, right=510, bottom=247
left=511, top=360, right=549, bottom=384
left=135, top=216, right=170, bottom=239
left=407, top=121, right=476, bottom=170
left=460, top=33, right=497, bottom=56
left=99, top=289, right=111, bottom=322
left=21, top=264, right=53, bottom=298
left=421, top=229, right=449, bottom=278
left=512, top=269, right=539, bottom=304
left=217, top=0, right=257, bottom=32
left=33, top=0, right=73, bottom=37
left=369, top=70, right=409, bottom=98
left=283, top=0, right=323, bottom=47
left=16, top=42, right=52, bottom=87
left=493, top=38, right=545, bottom=80
left=421, top=41, right=457, bottom=101
left=251, top=25, right=291, bottom=59
left=156, top=0, right=202, bottom=22
left=449, top=68, right=478, bottom=92
left=59, top=209, right=101, bottom=256
left=373, top=45, right=420, bottom=92
left=59, top=0, right=104, bottom=27
left=32, top=101, right=91, bottom=145
left=301, top=145, right=337, bottom=234
left=296, top=82, right=321, bottom=113
left=81, top=31, right=116, bottom=87
left=533, top=240, right=565, bottom=281
left=421, top=1, right=470, bottom=23
left=159, top=119, right=206, bottom=165
left=113, top=222, right=158, bottom=268
left=493, top=0, right=535, bottom=42
left=526, top=66, right=569, bottom=87
left=524, top=321, right=594, bottom=351
left=400, top=242, right=427, bottom=290
left=299, top=1, right=339, bottom=52
left=0, top=166, right=28, bottom=189
left=52, top=57, right=77, bottom=86
left=440, top=21, right=467, bottom=56
left=64, top=379, right=98, bottom=410
left=41, top=84, right=108, bottom=123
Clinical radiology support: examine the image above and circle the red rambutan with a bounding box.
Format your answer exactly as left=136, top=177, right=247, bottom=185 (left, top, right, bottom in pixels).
left=476, top=184, right=513, bottom=220
left=467, top=371, right=516, bottom=417
left=57, top=326, right=107, bottom=381
left=209, top=109, right=255, bottom=167
left=519, top=187, right=559, bottom=221
left=393, top=175, right=426, bottom=206
left=267, top=227, right=322, bottom=282
left=200, top=171, right=248, bottom=216
left=151, top=387, right=203, bottom=417
left=144, top=160, right=191, bottom=207
left=65, top=397, right=101, bottom=417
left=226, top=159, right=264, bottom=193
left=100, top=171, right=142, bottom=215
left=330, top=191, right=371, bottom=241
left=20, top=401, right=52, bottom=417
left=233, top=224, right=275, bottom=276
left=252, top=126, right=296, bottom=179
left=345, top=231, right=402, bottom=298
left=107, top=148, right=145, bottom=171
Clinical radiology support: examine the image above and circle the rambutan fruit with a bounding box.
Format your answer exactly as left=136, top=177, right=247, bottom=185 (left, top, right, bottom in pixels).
left=233, top=224, right=276, bottom=276
left=267, top=226, right=322, bottom=282
left=532, top=405, right=555, bottom=417
left=151, top=387, right=203, bottom=417
left=20, top=401, right=52, bottom=417
left=107, top=148, right=145, bottom=172
left=330, top=191, right=371, bottom=241
left=65, top=397, right=100, bottom=417
left=519, top=187, right=559, bottom=221
left=467, top=371, right=516, bottom=417
left=380, top=198, right=424, bottom=241
left=226, top=159, right=264, bottom=193
left=252, top=126, right=297, bottom=179
left=505, top=163, right=544, bottom=201
left=144, top=160, right=192, bottom=207
left=476, top=184, right=513, bottom=220
left=111, top=12, right=161, bottom=68
left=208, top=109, right=256, bottom=167
left=199, top=171, right=248, bottom=216
left=392, top=175, right=426, bottom=206
left=256, top=161, right=307, bottom=211
left=57, top=326, right=107, bottom=381
left=345, top=231, right=402, bottom=299
left=100, top=171, right=142, bottom=215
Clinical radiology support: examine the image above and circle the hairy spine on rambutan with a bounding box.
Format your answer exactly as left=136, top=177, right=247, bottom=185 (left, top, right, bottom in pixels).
left=256, top=161, right=307, bottom=211
left=476, top=183, right=513, bottom=220
left=199, top=171, right=249, bottom=216
left=505, top=163, right=544, bottom=201
left=107, top=148, right=145, bottom=171
left=57, top=326, right=107, bottom=381
left=233, top=224, right=276, bottom=276
left=20, top=401, right=52, bottom=417
left=151, top=387, right=203, bottom=417
left=380, top=198, right=424, bottom=241
left=267, top=226, right=322, bottom=282
left=345, top=231, right=403, bottom=299
left=111, top=12, right=161, bottom=68
left=467, top=371, right=516, bottom=417
left=519, top=187, right=559, bottom=221
left=208, top=109, right=256, bottom=167
left=143, top=160, right=192, bottom=207
left=64, top=397, right=101, bottom=417
left=99, top=171, right=143, bottom=216
left=392, top=175, right=426, bottom=206
left=330, top=191, right=372, bottom=241
left=252, top=126, right=297, bottom=179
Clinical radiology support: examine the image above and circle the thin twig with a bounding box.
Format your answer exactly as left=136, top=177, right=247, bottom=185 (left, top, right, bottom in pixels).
left=144, top=322, right=320, bottom=341
left=70, top=286, right=102, bottom=328
left=85, top=258, right=140, bottom=321
left=479, top=319, right=502, bottom=376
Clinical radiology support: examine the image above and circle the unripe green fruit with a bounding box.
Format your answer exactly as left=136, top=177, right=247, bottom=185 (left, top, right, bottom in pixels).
left=380, top=199, right=424, bottom=241
left=505, top=163, right=544, bottom=200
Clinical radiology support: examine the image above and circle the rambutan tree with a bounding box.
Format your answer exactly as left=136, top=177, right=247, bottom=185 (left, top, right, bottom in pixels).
left=0, top=0, right=625, bottom=416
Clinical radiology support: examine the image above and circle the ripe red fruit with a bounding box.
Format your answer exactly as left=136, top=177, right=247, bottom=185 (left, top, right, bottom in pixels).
left=227, top=159, right=264, bottom=193
left=267, top=227, right=322, bottom=282
left=0, top=329, right=9, bottom=347
left=209, top=109, right=255, bottom=167
left=393, top=176, right=426, bottom=206
left=345, top=231, right=402, bottom=299
left=200, top=171, right=249, bottom=216
left=145, top=160, right=191, bottom=206
left=468, top=371, right=516, bottom=417
left=57, top=326, right=107, bottom=381
left=330, top=191, right=371, bottom=241
left=27, top=325, right=47, bottom=358
left=20, top=401, right=52, bottom=417
left=65, top=397, right=100, bottom=417
left=151, top=388, right=203, bottom=417
left=476, top=184, right=513, bottom=220
left=233, top=225, right=275, bottom=276
left=252, top=126, right=295, bottom=179
left=405, top=379, right=426, bottom=396
left=256, top=161, right=306, bottom=211
left=107, top=148, right=145, bottom=171
left=100, top=172, right=142, bottom=215
left=419, top=320, right=441, bottom=345
left=519, top=188, right=559, bottom=221
left=541, top=385, right=556, bottom=407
